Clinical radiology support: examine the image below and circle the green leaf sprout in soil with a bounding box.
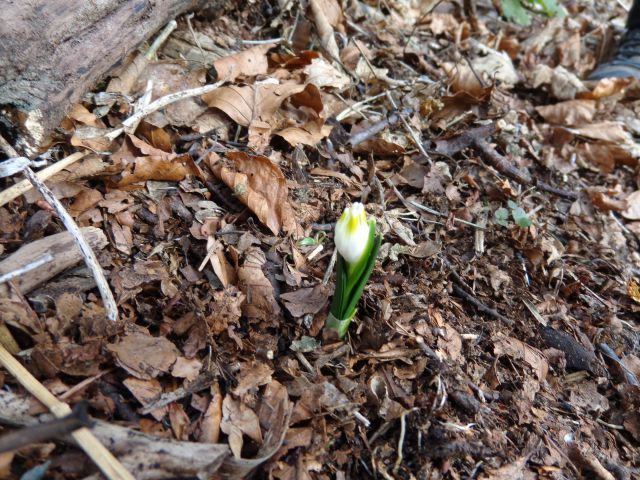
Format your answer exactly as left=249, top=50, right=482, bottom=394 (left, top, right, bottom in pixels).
left=324, top=203, right=382, bottom=339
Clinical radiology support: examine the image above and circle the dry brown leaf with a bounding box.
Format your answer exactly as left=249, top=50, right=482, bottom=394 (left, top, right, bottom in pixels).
left=303, top=57, right=350, bottom=89
left=442, top=62, right=491, bottom=99
left=309, top=0, right=340, bottom=60
left=213, top=43, right=275, bottom=82
left=494, top=334, right=548, bottom=381
left=479, top=456, right=527, bottom=480
left=237, top=247, right=282, bottom=323
left=209, top=151, right=300, bottom=236
left=202, top=236, right=237, bottom=287
left=107, top=329, right=180, bottom=379
left=172, top=356, right=203, bottom=382
left=622, top=191, right=640, bottom=220
left=169, top=402, right=190, bottom=440
left=221, top=395, right=263, bottom=458
left=280, top=284, right=329, bottom=317
left=202, top=82, right=306, bottom=128
left=232, top=360, right=274, bottom=398
left=199, top=383, right=223, bottom=443
left=588, top=77, right=634, bottom=99
left=309, top=167, right=356, bottom=187
left=569, top=121, right=630, bottom=143
left=69, top=189, right=104, bottom=217
left=576, top=142, right=637, bottom=174
left=111, top=222, right=133, bottom=255
left=536, top=99, right=596, bottom=127
left=123, top=377, right=166, bottom=420
left=531, top=64, right=586, bottom=100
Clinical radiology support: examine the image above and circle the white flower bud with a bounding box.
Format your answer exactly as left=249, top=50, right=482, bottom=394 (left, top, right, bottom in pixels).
left=334, top=202, right=370, bottom=265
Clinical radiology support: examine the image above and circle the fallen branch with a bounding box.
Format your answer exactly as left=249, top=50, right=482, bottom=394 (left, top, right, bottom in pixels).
left=21, top=166, right=118, bottom=321
left=0, top=228, right=107, bottom=297
left=0, top=344, right=134, bottom=480
left=0, top=402, right=92, bottom=454
left=451, top=283, right=514, bottom=325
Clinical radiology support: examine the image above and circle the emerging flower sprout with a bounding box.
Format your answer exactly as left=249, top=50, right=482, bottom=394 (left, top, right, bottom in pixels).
left=325, top=202, right=382, bottom=339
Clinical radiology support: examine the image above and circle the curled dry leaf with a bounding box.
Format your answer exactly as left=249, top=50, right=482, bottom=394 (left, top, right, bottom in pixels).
left=208, top=151, right=300, bottom=236
left=123, top=377, right=167, bottom=420
left=107, top=329, right=180, bottom=380
left=213, top=43, right=274, bottom=82
left=568, top=121, right=630, bottom=143
left=220, top=395, right=263, bottom=458
left=622, top=191, right=640, bottom=220
left=309, top=0, right=340, bottom=60
left=236, top=247, right=281, bottom=323
left=536, top=99, right=596, bottom=127
left=303, top=57, right=350, bottom=89
left=110, top=135, right=202, bottom=187
left=202, top=81, right=306, bottom=129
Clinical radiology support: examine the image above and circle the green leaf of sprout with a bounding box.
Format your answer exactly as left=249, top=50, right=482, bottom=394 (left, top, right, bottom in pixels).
left=495, top=207, right=510, bottom=227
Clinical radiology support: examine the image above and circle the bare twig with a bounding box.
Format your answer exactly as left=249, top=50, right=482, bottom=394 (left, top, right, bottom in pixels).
left=21, top=166, right=118, bottom=322
left=105, top=81, right=226, bottom=141
left=0, top=151, right=88, bottom=207
left=451, top=284, right=514, bottom=325
left=336, top=92, right=387, bottom=122
left=0, top=402, right=93, bottom=453
left=0, top=254, right=52, bottom=285
left=348, top=108, right=412, bottom=147
left=384, top=178, right=485, bottom=229
left=385, top=91, right=432, bottom=164
left=140, top=371, right=217, bottom=414
left=0, top=344, right=134, bottom=480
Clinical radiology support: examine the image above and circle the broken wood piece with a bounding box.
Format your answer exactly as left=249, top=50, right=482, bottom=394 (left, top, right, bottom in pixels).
left=0, top=254, right=53, bottom=286
left=0, top=227, right=108, bottom=297
left=0, top=344, right=135, bottom=480
left=0, top=0, right=215, bottom=155
left=0, top=151, right=88, bottom=208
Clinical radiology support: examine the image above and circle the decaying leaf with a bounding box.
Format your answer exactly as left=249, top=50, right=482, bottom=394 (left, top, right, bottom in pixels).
left=208, top=151, right=300, bottom=236
left=494, top=334, right=549, bottom=381
left=220, top=396, right=263, bottom=458
left=107, top=329, right=180, bottom=379
left=236, top=247, right=282, bottom=323
left=213, top=43, right=275, bottom=82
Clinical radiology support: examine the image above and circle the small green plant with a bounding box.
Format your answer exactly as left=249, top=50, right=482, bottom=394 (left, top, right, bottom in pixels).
left=495, top=200, right=532, bottom=228
left=500, top=0, right=563, bottom=26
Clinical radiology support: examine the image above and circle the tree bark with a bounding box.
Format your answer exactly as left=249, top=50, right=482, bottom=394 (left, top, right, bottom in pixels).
left=0, top=0, right=212, bottom=156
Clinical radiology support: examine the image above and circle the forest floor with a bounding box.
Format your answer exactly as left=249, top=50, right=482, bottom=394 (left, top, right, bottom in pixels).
left=0, top=0, right=639, bottom=478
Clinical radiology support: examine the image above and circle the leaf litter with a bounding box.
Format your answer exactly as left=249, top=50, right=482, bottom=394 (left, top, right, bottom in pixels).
left=1, top=0, right=640, bottom=479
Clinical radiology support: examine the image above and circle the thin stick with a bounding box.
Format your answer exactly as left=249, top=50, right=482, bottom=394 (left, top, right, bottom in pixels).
left=106, top=81, right=226, bottom=141
left=0, top=254, right=53, bottom=285
left=0, top=344, right=134, bottom=480
left=0, top=402, right=92, bottom=453
left=384, top=91, right=432, bottom=164
left=336, top=92, right=387, bottom=122
left=0, top=151, right=88, bottom=207
left=384, top=178, right=485, bottom=229
left=394, top=409, right=412, bottom=472
left=147, top=20, right=178, bottom=60
left=21, top=166, right=118, bottom=322
left=451, top=283, right=513, bottom=324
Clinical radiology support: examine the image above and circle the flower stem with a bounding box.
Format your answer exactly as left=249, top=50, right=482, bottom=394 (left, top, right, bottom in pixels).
left=325, top=312, right=352, bottom=339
